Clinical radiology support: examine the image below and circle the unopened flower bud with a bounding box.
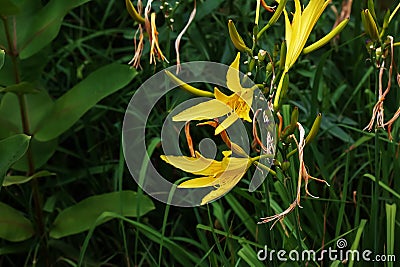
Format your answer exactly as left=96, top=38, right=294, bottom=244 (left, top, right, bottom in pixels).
left=361, top=9, right=380, bottom=42
left=305, top=113, right=322, bottom=146
left=228, top=20, right=251, bottom=54
left=125, top=0, right=145, bottom=24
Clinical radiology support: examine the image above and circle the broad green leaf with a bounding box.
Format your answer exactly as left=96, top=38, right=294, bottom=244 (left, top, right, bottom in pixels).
left=0, top=91, right=57, bottom=171
left=0, top=49, right=4, bottom=69
left=0, top=91, right=54, bottom=137
left=0, top=134, right=30, bottom=188
left=0, top=0, right=20, bottom=15
left=50, top=191, right=155, bottom=239
left=0, top=202, right=34, bottom=242
left=3, top=170, right=54, bottom=186
left=35, top=64, right=137, bottom=141
left=0, top=81, right=39, bottom=94
left=11, top=138, right=57, bottom=172
left=19, top=0, right=91, bottom=59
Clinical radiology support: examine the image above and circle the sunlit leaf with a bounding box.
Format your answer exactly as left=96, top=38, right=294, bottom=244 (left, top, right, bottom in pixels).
left=35, top=63, right=137, bottom=141
left=3, top=170, right=54, bottom=186
left=50, top=191, right=155, bottom=239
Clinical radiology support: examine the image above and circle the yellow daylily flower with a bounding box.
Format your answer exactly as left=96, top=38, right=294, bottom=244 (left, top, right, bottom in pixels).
left=283, top=0, right=330, bottom=72
left=274, top=0, right=330, bottom=111
left=161, top=151, right=251, bottom=205
left=172, top=53, right=255, bottom=135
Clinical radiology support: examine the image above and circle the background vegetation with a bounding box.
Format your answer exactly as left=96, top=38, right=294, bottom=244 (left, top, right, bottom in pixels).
left=0, top=0, right=399, bottom=266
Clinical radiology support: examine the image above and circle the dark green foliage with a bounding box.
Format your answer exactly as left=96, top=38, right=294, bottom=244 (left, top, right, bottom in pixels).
left=0, top=0, right=399, bottom=266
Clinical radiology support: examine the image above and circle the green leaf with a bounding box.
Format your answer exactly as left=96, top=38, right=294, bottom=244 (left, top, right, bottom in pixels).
left=19, top=0, right=91, bottom=59
left=386, top=203, right=396, bottom=267
left=0, top=0, right=20, bottom=15
left=0, top=134, right=31, bottom=189
left=238, top=242, right=265, bottom=267
left=0, top=202, right=34, bottom=242
left=348, top=219, right=367, bottom=267
left=35, top=63, right=137, bottom=141
left=79, top=212, right=201, bottom=266
left=195, top=0, right=224, bottom=21
left=364, top=174, right=400, bottom=200
left=225, top=194, right=256, bottom=239
left=0, top=82, right=40, bottom=94
left=0, top=91, right=57, bottom=171
left=11, top=138, right=57, bottom=172
left=0, top=91, right=54, bottom=137
left=0, top=49, right=4, bottom=69
left=50, top=191, right=155, bottom=239
left=3, top=170, right=54, bottom=186
left=321, top=118, right=354, bottom=143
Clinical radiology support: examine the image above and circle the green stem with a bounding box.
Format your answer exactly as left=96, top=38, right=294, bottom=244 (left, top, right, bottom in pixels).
left=372, top=64, right=381, bottom=266
left=1, top=15, right=48, bottom=266
left=253, top=161, right=277, bottom=176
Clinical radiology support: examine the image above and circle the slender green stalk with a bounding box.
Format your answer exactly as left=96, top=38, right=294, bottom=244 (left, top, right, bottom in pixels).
left=1, top=15, right=48, bottom=266
left=335, top=150, right=350, bottom=242
left=372, top=67, right=381, bottom=266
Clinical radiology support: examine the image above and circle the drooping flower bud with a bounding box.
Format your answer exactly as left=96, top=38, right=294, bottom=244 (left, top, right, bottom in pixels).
left=305, top=113, right=322, bottom=146
left=228, top=20, right=251, bottom=54
left=125, top=0, right=145, bottom=24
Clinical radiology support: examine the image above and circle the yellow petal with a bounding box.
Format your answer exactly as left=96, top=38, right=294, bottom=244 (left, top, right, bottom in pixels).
left=200, top=170, right=246, bottom=205
left=284, top=0, right=330, bottom=70
left=214, top=87, right=232, bottom=103
left=221, top=157, right=251, bottom=171
left=239, top=89, right=254, bottom=121
left=299, top=0, right=330, bottom=58
left=215, top=112, right=240, bottom=135
left=226, top=52, right=244, bottom=93
left=284, top=9, right=292, bottom=50
left=222, top=150, right=232, bottom=157
left=288, top=0, right=303, bottom=67
left=178, top=177, right=217, bottom=188
left=160, top=153, right=222, bottom=176
left=172, top=99, right=231, bottom=121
